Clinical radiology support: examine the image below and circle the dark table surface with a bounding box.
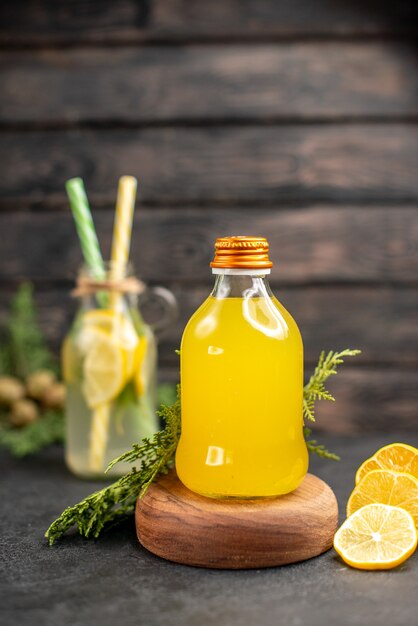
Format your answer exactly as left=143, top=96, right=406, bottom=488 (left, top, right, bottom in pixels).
left=1, top=433, right=417, bottom=626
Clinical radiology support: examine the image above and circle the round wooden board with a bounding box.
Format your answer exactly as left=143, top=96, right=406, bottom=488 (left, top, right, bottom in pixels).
left=136, top=471, right=338, bottom=569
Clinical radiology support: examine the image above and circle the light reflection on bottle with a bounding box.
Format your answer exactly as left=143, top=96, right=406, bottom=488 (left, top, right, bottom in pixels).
left=242, top=289, right=288, bottom=339
left=208, top=345, right=224, bottom=355
left=206, top=446, right=224, bottom=466
left=205, top=446, right=233, bottom=466
left=195, top=312, right=217, bottom=338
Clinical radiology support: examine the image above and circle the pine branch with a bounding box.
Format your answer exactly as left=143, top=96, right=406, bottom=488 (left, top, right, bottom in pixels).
left=303, top=427, right=340, bottom=461
left=8, top=283, right=57, bottom=378
left=45, top=392, right=181, bottom=545
left=303, top=349, right=360, bottom=460
left=0, top=342, right=12, bottom=376
left=303, top=349, right=360, bottom=423
left=0, top=411, right=64, bottom=457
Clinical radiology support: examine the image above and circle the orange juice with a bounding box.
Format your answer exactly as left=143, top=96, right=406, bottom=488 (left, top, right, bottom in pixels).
left=176, top=236, right=308, bottom=498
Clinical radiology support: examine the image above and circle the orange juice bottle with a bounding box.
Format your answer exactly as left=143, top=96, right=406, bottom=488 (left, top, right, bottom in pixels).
left=176, top=236, right=308, bottom=498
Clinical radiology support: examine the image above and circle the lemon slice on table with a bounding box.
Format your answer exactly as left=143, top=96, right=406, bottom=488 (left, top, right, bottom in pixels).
left=81, top=329, right=127, bottom=408
left=347, top=469, right=418, bottom=528
left=334, top=503, right=417, bottom=570
left=355, top=443, right=418, bottom=485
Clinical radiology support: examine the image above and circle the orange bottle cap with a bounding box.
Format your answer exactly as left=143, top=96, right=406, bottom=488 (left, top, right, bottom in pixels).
left=210, top=236, right=273, bottom=270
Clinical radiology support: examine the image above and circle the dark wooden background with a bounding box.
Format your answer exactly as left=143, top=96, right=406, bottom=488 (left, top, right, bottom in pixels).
left=1, top=1, right=417, bottom=434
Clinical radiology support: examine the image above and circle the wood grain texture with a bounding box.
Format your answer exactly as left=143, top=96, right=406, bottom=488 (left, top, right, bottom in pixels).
left=1, top=0, right=418, bottom=44
left=2, top=43, right=418, bottom=124
left=0, top=1, right=149, bottom=45
left=0, top=208, right=416, bottom=284
left=2, top=126, right=418, bottom=204
left=151, top=0, right=418, bottom=39
left=0, top=1, right=417, bottom=433
left=135, top=470, right=338, bottom=569
left=313, top=367, right=418, bottom=434
left=8, top=286, right=416, bottom=367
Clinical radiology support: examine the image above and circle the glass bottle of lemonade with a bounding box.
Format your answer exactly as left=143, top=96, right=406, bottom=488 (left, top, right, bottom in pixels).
left=176, top=236, right=308, bottom=498
left=63, top=263, right=176, bottom=479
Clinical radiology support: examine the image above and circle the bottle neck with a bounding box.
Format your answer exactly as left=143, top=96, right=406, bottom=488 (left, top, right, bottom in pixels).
left=211, top=270, right=273, bottom=299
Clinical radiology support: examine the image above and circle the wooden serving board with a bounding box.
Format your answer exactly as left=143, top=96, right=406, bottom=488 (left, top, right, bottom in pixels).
left=135, top=471, right=338, bottom=569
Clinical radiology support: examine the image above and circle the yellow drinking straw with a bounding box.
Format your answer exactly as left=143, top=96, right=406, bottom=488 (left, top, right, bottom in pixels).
left=89, top=404, right=111, bottom=473
left=111, top=176, right=137, bottom=282
left=88, top=176, right=137, bottom=473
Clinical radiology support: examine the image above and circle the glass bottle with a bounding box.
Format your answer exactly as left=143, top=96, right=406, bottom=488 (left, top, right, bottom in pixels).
left=63, top=263, right=177, bottom=479
left=176, top=236, right=308, bottom=498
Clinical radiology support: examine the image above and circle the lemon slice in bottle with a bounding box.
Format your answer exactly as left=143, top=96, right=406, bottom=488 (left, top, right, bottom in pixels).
left=82, top=309, right=119, bottom=329
left=81, top=328, right=127, bottom=408
left=334, top=503, right=417, bottom=570
left=82, top=309, right=138, bottom=375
